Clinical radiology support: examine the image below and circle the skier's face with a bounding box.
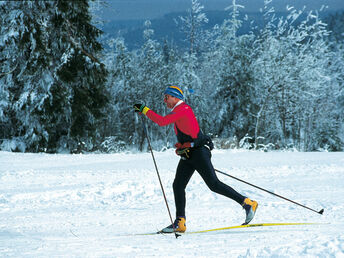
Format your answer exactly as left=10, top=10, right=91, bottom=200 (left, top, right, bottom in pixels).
left=164, top=94, right=178, bottom=109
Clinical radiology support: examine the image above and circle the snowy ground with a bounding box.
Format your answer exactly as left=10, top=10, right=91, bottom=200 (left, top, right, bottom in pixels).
left=0, top=149, right=344, bottom=257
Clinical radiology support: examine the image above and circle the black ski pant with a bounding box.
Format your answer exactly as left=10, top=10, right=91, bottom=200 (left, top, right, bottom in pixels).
left=173, top=146, right=246, bottom=218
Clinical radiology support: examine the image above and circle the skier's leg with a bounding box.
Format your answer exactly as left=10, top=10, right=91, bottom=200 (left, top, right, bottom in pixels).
left=193, top=147, right=245, bottom=205
left=173, top=159, right=195, bottom=217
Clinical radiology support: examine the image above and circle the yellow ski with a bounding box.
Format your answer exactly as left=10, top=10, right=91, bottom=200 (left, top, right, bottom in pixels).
left=186, top=222, right=321, bottom=234
left=134, top=222, right=323, bottom=236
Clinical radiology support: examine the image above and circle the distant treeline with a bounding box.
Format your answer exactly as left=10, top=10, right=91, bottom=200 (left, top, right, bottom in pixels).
left=100, top=9, right=344, bottom=51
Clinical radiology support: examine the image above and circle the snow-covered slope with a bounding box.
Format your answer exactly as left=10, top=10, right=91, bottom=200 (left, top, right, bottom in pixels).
left=1, top=150, right=343, bottom=257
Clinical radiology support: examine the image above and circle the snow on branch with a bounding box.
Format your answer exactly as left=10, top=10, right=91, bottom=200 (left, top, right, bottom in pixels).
left=0, top=64, right=17, bottom=77
left=65, top=19, right=102, bottom=65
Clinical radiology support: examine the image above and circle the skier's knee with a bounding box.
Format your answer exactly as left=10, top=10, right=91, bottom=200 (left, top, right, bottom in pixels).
left=207, top=179, right=221, bottom=192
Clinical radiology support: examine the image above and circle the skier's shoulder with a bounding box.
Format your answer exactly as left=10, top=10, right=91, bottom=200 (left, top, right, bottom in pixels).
left=175, top=102, right=192, bottom=112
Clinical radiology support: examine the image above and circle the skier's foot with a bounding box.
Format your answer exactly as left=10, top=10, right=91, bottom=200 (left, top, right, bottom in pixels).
left=160, top=216, right=186, bottom=233
left=242, top=198, right=258, bottom=225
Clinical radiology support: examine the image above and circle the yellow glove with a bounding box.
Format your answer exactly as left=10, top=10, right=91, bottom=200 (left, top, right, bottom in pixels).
left=133, top=104, right=150, bottom=115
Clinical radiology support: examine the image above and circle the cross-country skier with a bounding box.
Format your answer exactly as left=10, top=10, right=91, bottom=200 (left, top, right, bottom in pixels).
left=134, top=85, right=258, bottom=233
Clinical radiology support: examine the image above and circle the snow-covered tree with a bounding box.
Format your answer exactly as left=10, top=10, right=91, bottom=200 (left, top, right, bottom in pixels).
left=325, top=11, right=344, bottom=150
left=251, top=3, right=339, bottom=150
left=54, top=0, right=108, bottom=152
left=0, top=0, right=108, bottom=152
left=135, top=21, right=171, bottom=150
left=204, top=0, right=257, bottom=145
left=178, top=0, right=208, bottom=54
left=105, top=37, right=140, bottom=150
left=2, top=0, right=342, bottom=152
left=173, top=1, right=210, bottom=133
left=0, top=1, right=57, bottom=152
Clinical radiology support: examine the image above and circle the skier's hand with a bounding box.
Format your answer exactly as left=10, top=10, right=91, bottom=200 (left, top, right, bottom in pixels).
left=204, top=135, right=214, bottom=150
left=175, top=148, right=191, bottom=159
left=175, top=142, right=192, bottom=159
left=133, top=104, right=150, bottom=115
left=133, top=103, right=144, bottom=112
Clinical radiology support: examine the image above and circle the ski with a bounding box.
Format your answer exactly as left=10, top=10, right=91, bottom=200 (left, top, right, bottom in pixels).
left=186, top=222, right=321, bottom=234
left=135, top=222, right=323, bottom=236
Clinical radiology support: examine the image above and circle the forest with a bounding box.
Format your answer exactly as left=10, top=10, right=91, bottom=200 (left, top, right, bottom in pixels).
left=0, top=0, right=343, bottom=153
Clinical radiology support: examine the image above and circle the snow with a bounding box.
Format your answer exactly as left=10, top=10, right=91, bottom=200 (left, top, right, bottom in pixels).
left=0, top=150, right=344, bottom=257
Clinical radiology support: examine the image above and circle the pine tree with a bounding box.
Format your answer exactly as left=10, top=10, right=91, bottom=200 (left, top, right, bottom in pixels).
left=52, top=0, right=108, bottom=152
left=0, top=0, right=108, bottom=152
left=0, top=1, right=56, bottom=152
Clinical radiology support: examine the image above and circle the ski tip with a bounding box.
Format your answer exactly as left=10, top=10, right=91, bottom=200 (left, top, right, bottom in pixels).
left=318, top=209, right=324, bottom=215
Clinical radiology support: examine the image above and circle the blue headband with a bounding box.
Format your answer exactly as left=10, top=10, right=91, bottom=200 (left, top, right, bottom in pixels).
left=164, top=86, right=184, bottom=100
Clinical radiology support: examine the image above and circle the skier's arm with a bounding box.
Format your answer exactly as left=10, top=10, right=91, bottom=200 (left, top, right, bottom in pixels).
left=146, top=109, right=183, bottom=126
left=133, top=103, right=183, bottom=126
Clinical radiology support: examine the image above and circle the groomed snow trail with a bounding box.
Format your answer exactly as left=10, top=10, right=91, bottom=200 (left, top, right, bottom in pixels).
left=0, top=150, right=343, bottom=257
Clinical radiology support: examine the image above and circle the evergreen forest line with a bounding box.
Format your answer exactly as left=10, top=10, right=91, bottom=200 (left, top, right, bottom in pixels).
left=0, top=0, right=343, bottom=153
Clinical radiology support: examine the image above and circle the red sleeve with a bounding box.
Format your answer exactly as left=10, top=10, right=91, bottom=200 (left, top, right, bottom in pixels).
left=146, top=109, right=183, bottom=126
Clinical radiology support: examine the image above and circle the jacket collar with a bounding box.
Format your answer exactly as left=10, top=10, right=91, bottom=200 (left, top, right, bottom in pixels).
left=172, top=100, right=184, bottom=111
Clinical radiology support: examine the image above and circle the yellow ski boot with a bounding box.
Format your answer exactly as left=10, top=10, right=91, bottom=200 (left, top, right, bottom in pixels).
left=160, top=216, right=186, bottom=233
left=242, top=198, right=258, bottom=225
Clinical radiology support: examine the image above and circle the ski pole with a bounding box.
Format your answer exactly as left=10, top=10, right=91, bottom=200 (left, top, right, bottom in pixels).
left=139, top=115, right=180, bottom=238
left=215, top=168, right=324, bottom=215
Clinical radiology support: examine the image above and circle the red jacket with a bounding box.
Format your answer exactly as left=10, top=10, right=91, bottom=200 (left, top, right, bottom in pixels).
left=146, top=102, right=200, bottom=141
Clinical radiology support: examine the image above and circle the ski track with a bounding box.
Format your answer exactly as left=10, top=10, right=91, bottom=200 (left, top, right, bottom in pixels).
left=0, top=150, right=344, bottom=257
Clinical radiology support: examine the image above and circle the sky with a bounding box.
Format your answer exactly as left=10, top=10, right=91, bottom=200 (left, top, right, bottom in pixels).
left=96, top=0, right=344, bottom=20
